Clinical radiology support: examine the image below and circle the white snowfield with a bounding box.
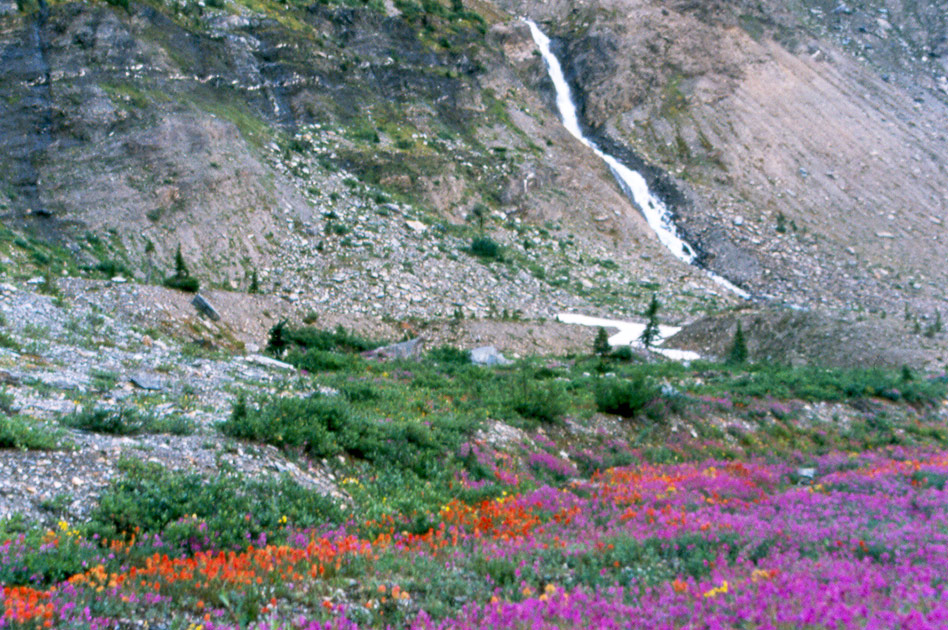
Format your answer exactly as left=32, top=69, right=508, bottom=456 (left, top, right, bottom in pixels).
left=556, top=313, right=701, bottom=361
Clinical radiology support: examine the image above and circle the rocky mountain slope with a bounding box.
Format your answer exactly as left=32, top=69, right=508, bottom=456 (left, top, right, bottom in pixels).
left=0, top=0, right=946, bottom=365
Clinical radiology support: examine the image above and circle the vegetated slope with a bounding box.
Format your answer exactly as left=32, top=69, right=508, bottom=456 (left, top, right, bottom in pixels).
left=2, top=281, right=948, bottom=626
left=504, top=0, right=948, bottom=323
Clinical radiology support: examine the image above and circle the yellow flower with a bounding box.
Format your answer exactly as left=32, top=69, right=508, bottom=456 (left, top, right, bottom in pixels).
left=702, top=580, right=729, bottom=598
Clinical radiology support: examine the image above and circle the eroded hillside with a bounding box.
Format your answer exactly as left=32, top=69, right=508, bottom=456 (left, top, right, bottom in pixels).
left=505, top=0, right=948, bottom=321
left=0, top=0, right=946, bottom=365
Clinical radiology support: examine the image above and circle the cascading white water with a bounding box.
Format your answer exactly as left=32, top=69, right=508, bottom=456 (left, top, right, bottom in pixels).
left=524, top=19, right=750, bottom=300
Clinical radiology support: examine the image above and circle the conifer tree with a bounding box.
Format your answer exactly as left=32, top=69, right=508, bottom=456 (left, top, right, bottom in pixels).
left=726, top=321, right=749, bottom=365
left=639, top=294, right=660, bottom=349
left=163, top=244, right=199, bottom=292
left=173, top=245, right=189, bottom=279
left=249, top=269, right=260, bottom=294
left=593, top=327, right=611, bottom=356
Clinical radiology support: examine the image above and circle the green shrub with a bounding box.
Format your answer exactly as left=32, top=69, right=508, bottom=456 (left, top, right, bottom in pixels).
left=0, top=415, right=65, bottom=450
left=93, top=260, right=131, bottom=279
left=510, top=379, right=570, bottom=424
left=421, top=0, right=445, bottom=16
left=470, top=236, right=501, bottom=260
left=62, top=406, right=147, bottom=435
left=162, top=275, right=200, bottom=293
left=90, top=369, right=119, bottom=392
left=427, top=345, right=471, bottom=364
left=61, top=406, right=196, bottom=436
left=223, top=394, right=344, bottom=458
left=268, top=323, right=380, bottom=358
left=288, top=348, right=365, bottom=372
left=0, top=329, right=19, bottom=351
left=704, top=365, right=947, bottom=404
left=0, top=391, right=13, bottom=415
left=147, top=414, right=197, bottom=435
left=595, top=377, right=660, bottom=419
left=89, top=459, right=341, bottom=550
left=224, top=393, right=474, bottom=480
left=341, top=381, right=384, bottom=403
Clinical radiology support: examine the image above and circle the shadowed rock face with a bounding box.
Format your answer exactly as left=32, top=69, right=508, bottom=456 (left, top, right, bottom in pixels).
left=0, top=0, right=492, bottom=276
left=0, top=0, right=53, bottom=217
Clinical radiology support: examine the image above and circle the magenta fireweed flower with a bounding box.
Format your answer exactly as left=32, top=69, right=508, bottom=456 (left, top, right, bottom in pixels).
left=7, top=448, right=948, bottom=629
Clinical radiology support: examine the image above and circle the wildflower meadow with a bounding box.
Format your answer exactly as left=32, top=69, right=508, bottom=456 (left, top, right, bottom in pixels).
left=4, top=329, right=948, bottom=629
left=5, top=447, right=948, bottom=629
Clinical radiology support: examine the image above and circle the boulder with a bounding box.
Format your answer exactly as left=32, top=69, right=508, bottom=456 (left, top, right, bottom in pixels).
left=363, top=338, right=423, bottom=361
left=471, top=345, right=512, bottom=366
left=244, top=354, right=296, bottom=371
left=191, top=294, right=221, bottom=321
left=130, top=373, right=163, bottom=391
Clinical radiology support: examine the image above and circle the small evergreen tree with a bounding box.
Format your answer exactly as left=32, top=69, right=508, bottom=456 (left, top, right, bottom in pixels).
left=249, top=269, right=260, bottom=294
left=901, top=365, right=914, bottom=382
left=639, top=294, right=660, bottom=349
left=163, top=245, right=199, bottom=292
left=266, top=320, right=288, bottom=357
left=925, top=310, right=942, bottom=338
left=593, top=327, right=611, bottom=356
left=173, top=245, right=189, bottom=279
left=726, top=321, right=748, bottom=365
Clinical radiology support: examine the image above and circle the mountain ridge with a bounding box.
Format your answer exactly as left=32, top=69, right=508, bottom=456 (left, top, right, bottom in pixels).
left=0, top=0, right=946, bottom=366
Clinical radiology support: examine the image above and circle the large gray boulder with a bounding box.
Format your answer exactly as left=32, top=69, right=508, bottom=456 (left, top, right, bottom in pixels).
left=190, top=294, right=221, bottom=321
left=363, top=338, right=423, bottom=361
left=470, top=345, right=512, bottom=366
left=130, top=373, right=163, bottom=391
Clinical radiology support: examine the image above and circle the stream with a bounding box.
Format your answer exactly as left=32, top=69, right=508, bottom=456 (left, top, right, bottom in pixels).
left=525, top=19, right=749, bottom=358
left=524, top=19, right=750, bottom=301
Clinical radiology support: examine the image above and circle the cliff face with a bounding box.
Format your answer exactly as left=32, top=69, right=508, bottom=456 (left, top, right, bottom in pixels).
left=0, top=0, right=503, bottom=275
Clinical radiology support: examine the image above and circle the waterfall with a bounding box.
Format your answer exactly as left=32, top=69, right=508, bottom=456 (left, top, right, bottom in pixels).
left=524, top=19, right=750, bottom=300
